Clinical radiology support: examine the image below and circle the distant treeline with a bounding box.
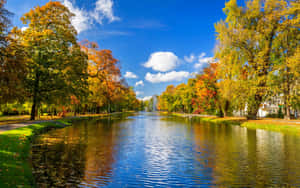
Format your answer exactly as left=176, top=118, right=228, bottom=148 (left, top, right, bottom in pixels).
left=158, top=0, right=299, bottom=120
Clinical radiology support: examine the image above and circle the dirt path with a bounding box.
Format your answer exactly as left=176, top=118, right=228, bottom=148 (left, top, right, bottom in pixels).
left=0, top=112, right=127, bottom=134
left=0, top=120, right=53, bottom=134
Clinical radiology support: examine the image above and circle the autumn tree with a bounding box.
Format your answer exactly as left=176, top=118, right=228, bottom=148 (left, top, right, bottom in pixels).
left=194, top=63, right=221, bottom=115
left=215, top=0, right=297, bottom=119
left=17, top=2, right=88, bottom=120
left=80, top=40, right=123, bottom=113
left=118, top=87, right=140, bottom=111
left=269, top=1, right=300, bottom=119
left=0, top=1, right=27, bottom=105
left=0, top=29, right=27, bottom=104
left=215, top=48, right=249, bottom=116
left=0, top=0, right=11, bottom=54
left=159, top=85, right=176, bottom=112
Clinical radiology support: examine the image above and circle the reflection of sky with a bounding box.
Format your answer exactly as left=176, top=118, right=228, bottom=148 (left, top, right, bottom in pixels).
left=33, top=114, right=300, bottom=187
left=107, top=114, right=214, bottom=187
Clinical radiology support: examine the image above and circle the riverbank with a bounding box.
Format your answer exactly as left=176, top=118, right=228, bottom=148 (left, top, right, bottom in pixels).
left=164, top=112, right=300, bottom=134
left=0, top=112, right=135, bottom=126
left=0, top=120, right=71, bottom=187
left=0, top=112, right=132, bottom=187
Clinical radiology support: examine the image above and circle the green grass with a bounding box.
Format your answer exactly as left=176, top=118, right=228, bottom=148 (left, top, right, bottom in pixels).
left=241, top=122, right=300, bottom=134
left=168, top=112, right=300, bottom=134
left=0, top=112, right=133, bottom=187
left=168, top=112, right=244, bottom=125
left=0, top=120, right=70, bottom=187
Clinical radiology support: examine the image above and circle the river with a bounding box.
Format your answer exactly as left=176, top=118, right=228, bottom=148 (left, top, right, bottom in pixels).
left=31, top=112, right=300, bottom=187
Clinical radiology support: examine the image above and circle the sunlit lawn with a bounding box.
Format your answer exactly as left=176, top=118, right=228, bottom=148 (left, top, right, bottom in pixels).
left=0, top=122, right=68, bottom=187
left=0, top=115, right=60, bottom=126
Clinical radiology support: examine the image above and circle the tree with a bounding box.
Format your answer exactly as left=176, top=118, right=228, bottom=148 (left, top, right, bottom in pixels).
left=0, top=0, right=11, bottom=55
left=215, top=0, right=294, bottom=119
left=0, top=28, right=27, bottom=104
left=80, top=40, right=122, bottom=113
left=18, top=1, right=88, bottom=120
left=194, top=63, right=221, bottom=115
left=0, top=1, right=27, bottom=105
left=159, top=85, right=176, bottom=112
left=270, top=1, right=300, bottom=119
left=215, top=48, right=248, bottom=117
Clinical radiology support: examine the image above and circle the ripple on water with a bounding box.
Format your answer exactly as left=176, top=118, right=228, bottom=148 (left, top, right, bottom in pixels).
left=31, top=113, right=300, bottom=187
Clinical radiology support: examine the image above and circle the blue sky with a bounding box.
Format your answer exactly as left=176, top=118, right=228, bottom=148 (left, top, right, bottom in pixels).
left=6, top=0, right=232, bottom=100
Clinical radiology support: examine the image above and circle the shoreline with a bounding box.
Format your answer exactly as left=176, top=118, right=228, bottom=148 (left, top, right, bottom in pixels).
left=0, top=120, right=71, bottom=187
left=164, top=112, right=300, bottom=134
left=1, top=112, right=299, bottom=186
left=0, top=112, right=133, bottom=187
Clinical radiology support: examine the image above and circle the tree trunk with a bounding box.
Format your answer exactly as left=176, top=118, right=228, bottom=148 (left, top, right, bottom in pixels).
left=218, top=102, right=224, bottom=118
left=247, top=94, right=263, bottom=120
left=285, top=106, right=291, bottom=120
left=223, top=100, right=230, bottom=117
left=74, top=105, right=77, bottom=116
left=284, top=67, right=291, bottom=120
left=30, top=71, right=40, bottom=120
left=247, top=25, right=277, bottom=120
left=108, top=102, right=111, bottom=114
left=30, top=100, right=36, bottom=120
left=219, top=106, right=224, bottom=117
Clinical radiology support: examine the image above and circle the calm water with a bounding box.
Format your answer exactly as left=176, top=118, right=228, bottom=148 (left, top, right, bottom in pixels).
left=31, top=113, right=300, bottom=187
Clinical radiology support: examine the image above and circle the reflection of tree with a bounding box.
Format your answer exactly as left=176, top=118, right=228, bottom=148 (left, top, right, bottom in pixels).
left=82, top=119, right=121, bottom=186
left=31, top=118, right=125, bottom=187
left=192, top=123, right=300, bottom=187
left=31, top=127, right=87, bottom=187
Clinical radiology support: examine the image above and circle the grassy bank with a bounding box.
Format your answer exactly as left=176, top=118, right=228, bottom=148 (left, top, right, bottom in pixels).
left=165, top=112, right=245, bottom=125
left=241, top=121, right=300, bottom=134
left=0, top=120, right=71, bottom=187
left=0, top=112, right=136, bottom=126
left=165, top=112, right=300, bottom=134
left=0, top=112, right=135, bottom=187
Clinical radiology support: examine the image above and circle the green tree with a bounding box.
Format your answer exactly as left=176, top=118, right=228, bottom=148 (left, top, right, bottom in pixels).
left=0, top=0, right=11, bottom=55
left=18, top=1, right=88, bottom=120
left=215, top=0, right=295, bottom=119
left=0, top=29, right=27, bottom=104
left=0, top=1, right=27, bottom=105
left=270, top=1, right=300, bottom=119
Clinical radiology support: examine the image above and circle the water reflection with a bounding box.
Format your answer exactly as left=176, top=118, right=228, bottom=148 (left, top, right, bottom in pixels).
left=191, top=121, right=300, bottom=187
left=31, top=113, right=300, bottom=187
left=31, top=118, right=127, bottom=187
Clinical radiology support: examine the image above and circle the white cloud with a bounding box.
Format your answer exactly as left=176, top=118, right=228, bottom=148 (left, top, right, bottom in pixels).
left=62, top=0, right=119, bottom=33
left=198, top=57, right=214, bottom=64
left=21, top=27, right=28, bottom=32
left=145, top=71, right=190, bottom=83
left=124, top=71, right=138, bottom=79
left=135, top=80, right=144, bottom=87
left=144, top=52, right=179, bottom=72
left=184, top=53, right=196, bottom=63
left=199, top=52, right=206, bottom=59
left=194, top=55, right=214, bottom=69
left=138, top=96, right=152, bottom=101
left=63, top=0, right=90, bottom=33
left=92, top=0, right=120, bottom=23
left=184, top=52, right=207, bottom=63
left=135, top=91, right=143, bottom=96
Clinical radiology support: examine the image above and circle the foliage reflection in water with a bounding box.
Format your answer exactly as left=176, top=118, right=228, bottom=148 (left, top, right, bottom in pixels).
left=31, top=113, right=300, bottom=187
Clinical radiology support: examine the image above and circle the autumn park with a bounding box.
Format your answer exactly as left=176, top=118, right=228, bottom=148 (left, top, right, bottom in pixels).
left=0, top=0, right=300, bottom=187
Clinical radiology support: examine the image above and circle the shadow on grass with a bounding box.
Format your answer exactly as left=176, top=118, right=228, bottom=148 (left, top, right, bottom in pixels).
left=0, top=122, right=68, bottom=187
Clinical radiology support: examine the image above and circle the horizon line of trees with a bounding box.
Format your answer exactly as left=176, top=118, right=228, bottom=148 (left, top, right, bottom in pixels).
left=0, top=1, right=140, bottom=120
left=158, top=0, right=299, bottom=120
